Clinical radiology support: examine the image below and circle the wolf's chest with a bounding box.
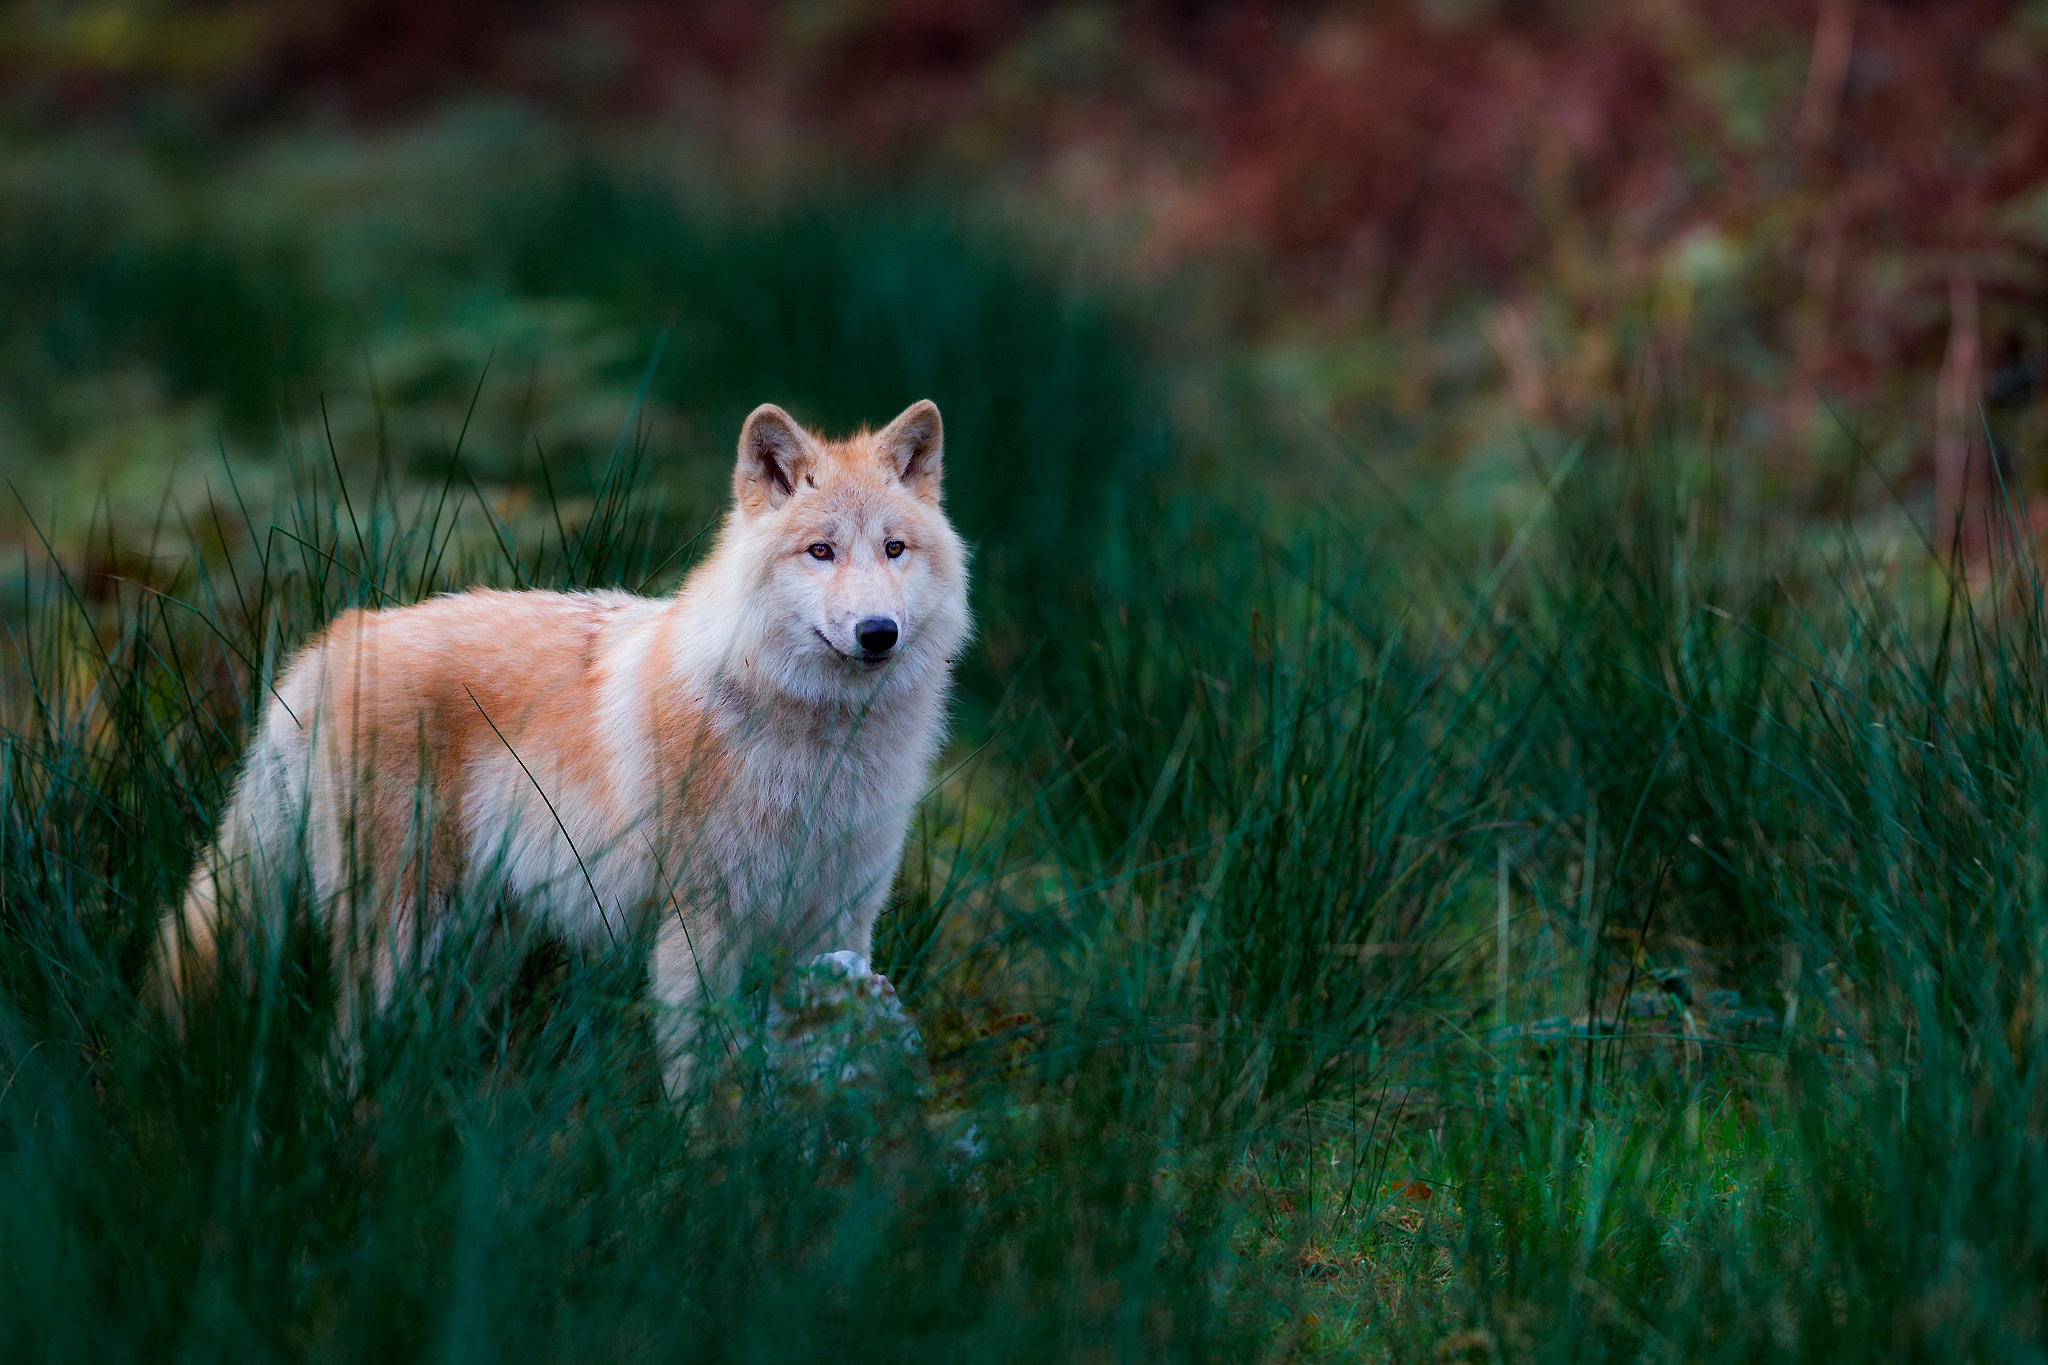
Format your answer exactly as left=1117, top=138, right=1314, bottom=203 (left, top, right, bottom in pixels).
left=708, top=712, right=907, bottom=849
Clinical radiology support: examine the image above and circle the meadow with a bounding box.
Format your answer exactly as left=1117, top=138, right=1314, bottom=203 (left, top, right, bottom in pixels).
left=4, top=122, right=2046, bottom=1362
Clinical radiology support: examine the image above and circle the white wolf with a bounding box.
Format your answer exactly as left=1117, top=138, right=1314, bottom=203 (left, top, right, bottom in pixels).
left=159, top=400, right=970, bottom=1086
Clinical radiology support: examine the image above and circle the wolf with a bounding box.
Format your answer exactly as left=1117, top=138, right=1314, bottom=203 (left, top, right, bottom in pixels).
left=158, top=399, right=970, bottom=1088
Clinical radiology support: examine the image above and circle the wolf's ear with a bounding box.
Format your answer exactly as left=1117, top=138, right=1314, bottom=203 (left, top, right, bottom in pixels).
left=875, top=400, right=944, bottom=504
left=735, top=404, right=817, bottom=514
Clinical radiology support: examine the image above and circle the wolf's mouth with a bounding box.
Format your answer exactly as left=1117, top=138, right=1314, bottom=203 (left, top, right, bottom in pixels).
left=815, top=628, right=889, bottom=668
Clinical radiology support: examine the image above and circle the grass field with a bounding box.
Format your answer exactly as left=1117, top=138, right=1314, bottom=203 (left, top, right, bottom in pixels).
left=4, top=127, right=2046, bottom=1362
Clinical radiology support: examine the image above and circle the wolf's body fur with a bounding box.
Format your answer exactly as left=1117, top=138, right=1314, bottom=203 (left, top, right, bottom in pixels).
left=161, top=401, right=969, bottom=1080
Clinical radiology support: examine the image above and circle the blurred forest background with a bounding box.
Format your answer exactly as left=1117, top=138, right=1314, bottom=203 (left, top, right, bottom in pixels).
left=4, top=0, right=2046, bottom=547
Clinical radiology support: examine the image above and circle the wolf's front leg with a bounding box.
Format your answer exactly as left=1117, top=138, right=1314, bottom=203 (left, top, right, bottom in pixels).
left=835, top=871, right=900, bottom=972
left=651, top=909, right=724, bottom=1100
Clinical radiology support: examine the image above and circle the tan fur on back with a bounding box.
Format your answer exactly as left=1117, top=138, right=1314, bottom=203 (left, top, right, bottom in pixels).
left=160, top=400, right=971, bottom=1087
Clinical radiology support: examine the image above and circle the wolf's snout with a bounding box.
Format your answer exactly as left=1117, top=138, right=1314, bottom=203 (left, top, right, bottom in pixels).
left=856, top=617, right=900, bottom=656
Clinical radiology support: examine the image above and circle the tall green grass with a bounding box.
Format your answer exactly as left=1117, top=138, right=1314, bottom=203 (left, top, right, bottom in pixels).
left=5, top=181, right=2048, bottom=1360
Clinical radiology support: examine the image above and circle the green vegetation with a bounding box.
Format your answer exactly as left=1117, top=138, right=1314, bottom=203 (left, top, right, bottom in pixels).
left=4, top=129, right=2046, bottom=1361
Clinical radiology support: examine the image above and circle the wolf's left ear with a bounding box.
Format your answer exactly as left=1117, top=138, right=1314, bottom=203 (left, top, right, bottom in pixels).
left=875, top=400, right=944, bottom=504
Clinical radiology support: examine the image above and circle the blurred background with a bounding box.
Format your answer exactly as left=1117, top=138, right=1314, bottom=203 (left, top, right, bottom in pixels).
left=4, top=0, right=2046, bottom=564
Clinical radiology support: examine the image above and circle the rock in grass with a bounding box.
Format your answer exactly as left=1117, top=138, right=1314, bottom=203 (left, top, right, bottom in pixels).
left=712, top=953, right=986, bottom=1171
left=757, top=950, right=925, bottom=1095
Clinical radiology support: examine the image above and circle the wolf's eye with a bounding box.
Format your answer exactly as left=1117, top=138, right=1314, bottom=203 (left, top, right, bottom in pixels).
left=885, top=539, right=906, bottom=559
left=807, top=542, right=834, bottom=561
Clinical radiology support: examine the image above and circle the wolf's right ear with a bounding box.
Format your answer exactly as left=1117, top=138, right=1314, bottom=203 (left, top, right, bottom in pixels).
left=735, top=404, right=817, bottom=515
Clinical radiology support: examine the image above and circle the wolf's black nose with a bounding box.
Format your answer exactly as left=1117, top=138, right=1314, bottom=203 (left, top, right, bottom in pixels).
left=856, top=617, right=899, bottom=656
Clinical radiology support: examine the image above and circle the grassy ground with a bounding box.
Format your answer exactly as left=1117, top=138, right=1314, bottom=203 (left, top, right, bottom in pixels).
left=5, top=124, right=2048, bottom=1362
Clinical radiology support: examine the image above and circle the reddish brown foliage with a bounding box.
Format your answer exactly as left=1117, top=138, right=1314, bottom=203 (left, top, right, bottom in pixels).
left=7, top=1, right=2046, bottom=466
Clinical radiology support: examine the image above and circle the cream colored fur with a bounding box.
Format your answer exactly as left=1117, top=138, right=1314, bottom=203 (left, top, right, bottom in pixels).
left=160, top=400, right=970, bottom=1089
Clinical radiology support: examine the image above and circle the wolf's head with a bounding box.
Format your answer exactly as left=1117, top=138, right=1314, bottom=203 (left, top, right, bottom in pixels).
left=715, top=399, right=971, bottom=704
